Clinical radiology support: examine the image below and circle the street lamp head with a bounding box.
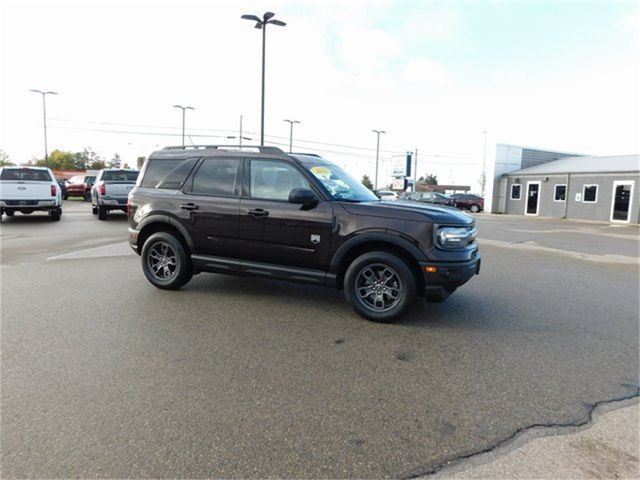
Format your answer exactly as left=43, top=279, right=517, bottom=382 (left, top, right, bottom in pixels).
left=173, top=104, right=183, bottom=109
left=241, top=14, right=261, bottom=22
left=268, top=19, right=286, bottom=27
left=46, top=91, right=58, bottom=95
left=186, top=106, right=195, bottom=110
left=263, top=11, right=275, bottom=21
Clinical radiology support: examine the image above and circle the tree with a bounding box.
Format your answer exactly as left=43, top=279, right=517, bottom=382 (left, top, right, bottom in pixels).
left=76, top=147, right=104, bottom=170
left=423, top=174, right=438, bottom=185
left=108, top=153, right=121, bottom=168
left=361, top=174, right=374, bottom=190
left=0, top=149, right=14, bottom=167
left=30, top=150, right=84, bottom=170
left=136, top=156, right=146, bottom=169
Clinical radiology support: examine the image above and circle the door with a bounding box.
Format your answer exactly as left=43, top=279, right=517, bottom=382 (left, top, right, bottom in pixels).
left=239, top=159, right=334, bottom=270
left=610, top=181, right=634, bottom=223
left=525, top=182, right=540, bottom=215
left=177, top=157, right=242, bottom=257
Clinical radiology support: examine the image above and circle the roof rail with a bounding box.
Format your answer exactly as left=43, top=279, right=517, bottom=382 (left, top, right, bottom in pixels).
left=162, top=145, right=284, bottom=154
left=291, top=152, right=322, bottom=157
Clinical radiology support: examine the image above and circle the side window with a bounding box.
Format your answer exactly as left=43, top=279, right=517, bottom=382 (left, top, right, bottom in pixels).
left=157, top=158, right=200, bottom=190
left=511, top=184, right=522, bottom=200
left=191, top=158, right=240, bottom=197
left=583, top=184, right=598, bottom=203
left=141, top=158, right=197, bottom=188
left=249, top=160, right=310, bottom=201
left=554, top=184, right=566, bottom=202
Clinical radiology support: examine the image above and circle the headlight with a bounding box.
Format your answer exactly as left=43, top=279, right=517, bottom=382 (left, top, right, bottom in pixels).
left=436, top=226, right=476, bottom=249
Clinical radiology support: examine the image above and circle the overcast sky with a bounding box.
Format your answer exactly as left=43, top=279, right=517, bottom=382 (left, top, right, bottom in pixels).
left=1, top=0, right=638, bottom=190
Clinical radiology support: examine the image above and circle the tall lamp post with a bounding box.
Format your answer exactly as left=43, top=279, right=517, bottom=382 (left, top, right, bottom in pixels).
left=173, top=105, right=195, bottom=147
left=283, top=119, right=300, bottom=153
left=241, top=11, right=286, bottom=146
left=481, top=130, right=488, bottom=196
left=29, top=89, right=57, bottom=168
left=372, top=129, right=386, bottom=190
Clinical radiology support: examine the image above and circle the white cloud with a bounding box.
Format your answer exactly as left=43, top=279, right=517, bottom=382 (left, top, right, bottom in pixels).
left=403, top=58, right=451, bottom=87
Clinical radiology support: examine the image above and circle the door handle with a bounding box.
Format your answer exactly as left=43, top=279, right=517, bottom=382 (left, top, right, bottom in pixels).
left=246, top=208, right=269, bottom=218
left=181, top=203, right=199, bottom=211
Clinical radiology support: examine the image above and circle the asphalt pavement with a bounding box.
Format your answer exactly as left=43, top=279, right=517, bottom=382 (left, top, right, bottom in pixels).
left=1, top=202, right=638, bottom=478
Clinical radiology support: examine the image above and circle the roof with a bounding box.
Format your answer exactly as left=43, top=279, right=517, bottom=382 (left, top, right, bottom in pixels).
left=505, top=154, right=640, bottom=176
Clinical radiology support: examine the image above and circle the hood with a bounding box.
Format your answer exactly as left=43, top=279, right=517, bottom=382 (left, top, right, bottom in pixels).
left=341, top=200, right=474, bottom=225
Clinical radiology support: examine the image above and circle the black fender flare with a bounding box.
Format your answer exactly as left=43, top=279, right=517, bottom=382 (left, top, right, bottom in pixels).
left=329, top=230, right=426, bottom=274
left=136, top=214, right=195, bottom=251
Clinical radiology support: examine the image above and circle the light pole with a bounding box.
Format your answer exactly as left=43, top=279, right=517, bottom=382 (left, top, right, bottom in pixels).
left=481, top=130, right=488, bottom=196
left=372, top=129, right=386, bottom=190
left=29, top=89, right=57, bottom=168
left=173, top=105, right=195, bottom=147
left=241, top=11, right=286, bottom=146
left=283, top=119, right=300, bottom=153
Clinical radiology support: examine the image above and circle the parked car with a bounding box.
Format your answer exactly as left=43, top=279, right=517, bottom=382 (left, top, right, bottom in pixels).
left=128, top=145, right=480, bottom=323
left=0, top=166, right=62, bottom=220
left=375, top=190, right=399, bottom=201
left=66, top=174, right=96, bottom=200
left=450, top=193, right=484, bottom=213
left=399, top=191, right=456, bottom=207
left=91, top=168, right=139, bottom=220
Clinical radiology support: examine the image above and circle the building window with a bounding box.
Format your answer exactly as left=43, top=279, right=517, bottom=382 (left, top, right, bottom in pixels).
left=554, top=184, right=567, bottom=202
left=583, top=184, right=598, bottom=203
left=511, top=184, right=522, bottom=200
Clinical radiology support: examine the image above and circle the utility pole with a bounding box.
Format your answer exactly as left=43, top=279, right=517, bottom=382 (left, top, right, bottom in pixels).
left=239, top=115, right=243, bottom=147
left=372, top=129, right=386, bottom=190
left=414, top=148, right=419, bottom=191
left=29, top=89, right=57, bottom=168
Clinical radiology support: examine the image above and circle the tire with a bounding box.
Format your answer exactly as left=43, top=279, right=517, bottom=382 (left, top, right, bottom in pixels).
left=5, top=210, right=14, bottom=217
left=84, top=193, right=91, bottom=202
left=97, top=206, right=107, bottom=220
left=50, top=208, right=62, bottom=221
left=344, top=251, right=416, bottom=322
left=141, top=232, right=193, bottom=290
left=469, top=204, right=480, bottom=213
left=92, top=205, right=97, bottom=215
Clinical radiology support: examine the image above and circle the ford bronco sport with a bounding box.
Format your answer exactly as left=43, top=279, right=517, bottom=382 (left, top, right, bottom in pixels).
left=128, top=145, right=480, bottom=322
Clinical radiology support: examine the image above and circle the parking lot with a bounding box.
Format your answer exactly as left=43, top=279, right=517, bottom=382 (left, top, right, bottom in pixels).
left=1, top=201, right=639, bottom=478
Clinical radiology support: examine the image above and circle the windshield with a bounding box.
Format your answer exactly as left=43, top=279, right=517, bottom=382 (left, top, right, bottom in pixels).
left=305, top=163, right=378, bottom=202
left=0, top=168, right=51, bottom=181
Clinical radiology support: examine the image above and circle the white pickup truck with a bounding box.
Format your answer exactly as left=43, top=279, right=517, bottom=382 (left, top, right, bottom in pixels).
left=91, top=168, right=139, bottom=220
left=0, top=166, right=62, bottom=221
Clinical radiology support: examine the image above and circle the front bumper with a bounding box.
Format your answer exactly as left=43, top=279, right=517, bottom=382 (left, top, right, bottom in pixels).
left=419, top=255, right=481, bottom=301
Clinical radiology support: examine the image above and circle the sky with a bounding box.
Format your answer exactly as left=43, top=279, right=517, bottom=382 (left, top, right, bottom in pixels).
left=1, top=0, right=639, bottom=192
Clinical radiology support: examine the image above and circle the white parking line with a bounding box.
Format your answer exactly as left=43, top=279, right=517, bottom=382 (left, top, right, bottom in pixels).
left=47, top=241, right=134, bottom=261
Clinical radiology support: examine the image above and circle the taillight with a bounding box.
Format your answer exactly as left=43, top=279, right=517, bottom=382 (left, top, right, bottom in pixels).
left=51, top=185, right=56, bottom=196
left=98, top=182, right=106, bottom=196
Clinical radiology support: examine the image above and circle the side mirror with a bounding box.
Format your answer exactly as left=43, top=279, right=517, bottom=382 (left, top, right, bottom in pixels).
left=289, top=188, right=318, bottom=207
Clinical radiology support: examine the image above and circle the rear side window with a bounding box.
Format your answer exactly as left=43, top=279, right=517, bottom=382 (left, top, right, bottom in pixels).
left=156, top=158, right=200, bottom=190
left=0, top=169, right=51, bottom=181
left=141, top=158, right=195, bottom=188
left=190, top=158, right=240, bottom=197
left=103, top=170, right=139, bottom=182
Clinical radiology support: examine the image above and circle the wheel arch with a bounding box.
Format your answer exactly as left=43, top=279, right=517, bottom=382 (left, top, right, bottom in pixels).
left=136, top=215, right=194, bottom=255
left=331, top=233, right=425, bottom=293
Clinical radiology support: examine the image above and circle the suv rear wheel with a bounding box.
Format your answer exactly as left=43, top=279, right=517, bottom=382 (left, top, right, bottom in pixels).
left=469, top=204, right=480, bottom=213
left=141, top=232, right=193, bottom=290
left=344, top=251, right=416, bottom=322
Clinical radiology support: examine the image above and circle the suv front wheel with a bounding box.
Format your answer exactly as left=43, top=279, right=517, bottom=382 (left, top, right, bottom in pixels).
left=344, top=251, right=416, bottom=322
left=141, top=232, right=193, bottom=290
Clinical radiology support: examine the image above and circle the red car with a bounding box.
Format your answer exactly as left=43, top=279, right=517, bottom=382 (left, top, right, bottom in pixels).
left=65, top=174, right=96, bottom=200
left=451, top=194, right=484, bottom=213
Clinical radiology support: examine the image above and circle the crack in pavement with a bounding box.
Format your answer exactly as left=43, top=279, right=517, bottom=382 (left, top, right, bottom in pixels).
left=402, top=385, right=640, bottom=479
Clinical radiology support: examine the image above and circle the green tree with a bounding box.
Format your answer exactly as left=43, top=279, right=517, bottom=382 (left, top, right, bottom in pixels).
left=0, top=149, right=14, bottom=167
left=76, top=147, right=104, bottom=170
left=30, top=150, right=84, bottom=170
left=361, top=174, right=374, bottom=190
left=88, top=159, right=106, bottom=170
left=423, top=174, right=438, bottom=185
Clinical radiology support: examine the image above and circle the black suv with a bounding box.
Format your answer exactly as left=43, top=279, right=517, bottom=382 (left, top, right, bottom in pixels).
left=128, top=145, right=480, bottom=322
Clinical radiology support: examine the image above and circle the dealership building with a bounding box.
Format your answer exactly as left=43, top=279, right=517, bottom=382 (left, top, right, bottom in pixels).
left=490, top=144, right=640, bottom=224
